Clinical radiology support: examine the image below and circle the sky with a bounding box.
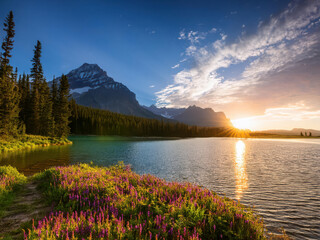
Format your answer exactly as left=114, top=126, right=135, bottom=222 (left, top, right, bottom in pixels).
left=1, top=0, right=320, bottom=130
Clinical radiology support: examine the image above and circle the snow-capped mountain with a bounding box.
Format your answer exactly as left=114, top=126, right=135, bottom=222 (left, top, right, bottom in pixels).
left=52, top=63, right=160, bottom=119
left=142, top=105, right=186, bottom=119
left=145, top=105, right=233, bottom=128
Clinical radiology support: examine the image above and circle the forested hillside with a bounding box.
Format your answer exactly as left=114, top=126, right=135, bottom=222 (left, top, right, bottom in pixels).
left=70, top=103, right=241, bottom=137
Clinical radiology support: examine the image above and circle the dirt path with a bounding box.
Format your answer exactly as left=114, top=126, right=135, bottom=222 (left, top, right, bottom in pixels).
left=0, top=182, right=50, bottom=239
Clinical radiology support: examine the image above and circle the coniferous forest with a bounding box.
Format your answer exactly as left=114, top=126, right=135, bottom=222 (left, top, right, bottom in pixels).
left=0, top=11, right=70, bottom=139
left=69, top=103, right=238, bottom=137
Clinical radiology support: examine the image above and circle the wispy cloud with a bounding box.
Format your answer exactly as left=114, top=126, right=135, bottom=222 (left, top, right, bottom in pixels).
left=232, top=102, right=320, bottom=130
left=210, top=27, right=217, bottom=33
left=157, top=0, right=320, bottom=129
left=178, top=29, right=207, bottom=44
left=171, top=63, right=180, bottom=69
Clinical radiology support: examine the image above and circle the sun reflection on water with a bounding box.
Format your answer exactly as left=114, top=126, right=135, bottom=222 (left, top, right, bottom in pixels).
left=235, top=140, right=248, bottom=200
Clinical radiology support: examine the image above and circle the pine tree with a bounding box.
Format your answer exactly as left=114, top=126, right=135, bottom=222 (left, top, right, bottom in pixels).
left=0, top=11, right=15, bottom=77
left=39, top=78, right=54, bottom=136
left=51, top=78, right=59, bottom=135
left=30, top=41, right=43, bottom=134
left=56, top=75, right=71, bottom=137
left=30, top=41, right=43, bottom=90
left=24, top=75, right=32, bottom=133
left=0, top=11, right=20, bottom=137
left=29, top=40, right=54, bottom=135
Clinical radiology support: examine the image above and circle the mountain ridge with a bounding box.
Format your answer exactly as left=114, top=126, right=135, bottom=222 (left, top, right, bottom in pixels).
left=51, top=63, right=160, bottom=119
left=144, top=105, right=233, bottom=128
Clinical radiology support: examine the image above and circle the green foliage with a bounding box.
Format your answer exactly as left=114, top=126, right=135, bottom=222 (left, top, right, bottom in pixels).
left=28, top=164, right=267, bottom=239
left=0, top=11, right=15, bottom=72
left=0, top=165, right=26, bottom=217
left=54, top=75, right=71, bottom=137
left=0, top=11, right=21, bottom=138
left=70, top=104, right=241, bottom=137
left=0, top=134, right=71, bottom=152
left=29, top=40, right=55, bottom=136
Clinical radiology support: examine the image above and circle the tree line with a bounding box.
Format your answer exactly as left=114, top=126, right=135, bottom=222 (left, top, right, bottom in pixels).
left=69, top=103, right=239, bottom=137
left=0, top=11, right=70, bottom=138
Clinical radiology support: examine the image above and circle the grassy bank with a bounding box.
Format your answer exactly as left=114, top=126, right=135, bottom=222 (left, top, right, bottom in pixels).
left=0, top=135, right=72, bottom=152
left=31, top=164, right=266, bottom=239
left=0, top=164, right=289, bottom=239
left=0, top=166, right=27, bottom=218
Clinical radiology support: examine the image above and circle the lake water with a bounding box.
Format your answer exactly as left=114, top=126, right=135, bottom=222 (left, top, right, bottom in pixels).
left=1, top=136, right=319, bottom=239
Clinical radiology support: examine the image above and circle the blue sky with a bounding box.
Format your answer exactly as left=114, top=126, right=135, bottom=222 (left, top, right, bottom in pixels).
left=1, top=0, right=320, bottom=130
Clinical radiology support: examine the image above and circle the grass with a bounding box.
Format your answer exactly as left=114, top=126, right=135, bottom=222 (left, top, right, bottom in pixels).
left=0, top=135, right=71, bottom=152
left=0, top=164, right=290, bottom=239
left=29, top=163, right=266, bottom=239
left=0, top=166, right=27, bottom=218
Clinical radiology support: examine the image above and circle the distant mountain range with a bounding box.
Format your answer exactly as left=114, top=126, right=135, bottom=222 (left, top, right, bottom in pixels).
left=52, top=63, right=159, bottom=119
left=52, top=63, right=233, bottom=128
left=144, top=105, right=233, bottom=128
left=142, top=105, right=186, bottom=119
left=256, top=128, right=320, bottom=136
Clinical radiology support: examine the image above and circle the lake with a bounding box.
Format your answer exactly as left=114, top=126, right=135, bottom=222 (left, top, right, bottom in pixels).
left=0, top=136, right=319, bottom=239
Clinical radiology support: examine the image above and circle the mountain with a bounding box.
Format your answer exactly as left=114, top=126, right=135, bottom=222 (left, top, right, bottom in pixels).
left=145, top=105, right=233, bottom=128
left=257, top=128, right=320, bottom=136
left=143, top=105, right=186, bottom=119
left=52, top=63, right=159, bottom=119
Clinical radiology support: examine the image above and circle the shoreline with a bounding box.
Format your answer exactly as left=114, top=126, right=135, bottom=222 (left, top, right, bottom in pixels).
left=0, top=163, right=289, bottom=239
left=0, top=135, right=72, bottom=153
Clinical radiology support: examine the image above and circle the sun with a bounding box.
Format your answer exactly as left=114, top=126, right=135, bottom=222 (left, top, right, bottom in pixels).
left=231, top=118, right=255, bottom=130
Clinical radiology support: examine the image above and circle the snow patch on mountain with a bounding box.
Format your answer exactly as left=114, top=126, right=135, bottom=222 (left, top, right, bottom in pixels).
left=70, top=86, right=92, bottom=94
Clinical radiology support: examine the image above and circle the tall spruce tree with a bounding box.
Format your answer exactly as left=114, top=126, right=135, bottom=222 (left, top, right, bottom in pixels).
left=39, top=78, right=54, bottom=136
left=0, top=11, right=20, bottom=137
left=29, top=40, right=54, bottom=135
left=0, top=11, right=14, bottom=77
left=56, top=75, right=71, bottom=137
left=51, top=78, right=59, bottom=135
left=30, top=41, right=42, bottom=134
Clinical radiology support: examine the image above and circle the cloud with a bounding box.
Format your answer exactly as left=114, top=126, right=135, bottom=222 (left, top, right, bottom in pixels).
left=178, top=29, right=207, bottom=44
left=178, top=29, right=186, bottom=40
left=171, top=63, right=180, bottom=69
left=185, top=46, right=197, bottom=56
left=232, top=102, right=320, bottom=130
left=210, top=27, right=217, bottom=33
left=149, top=85, right=155, bottom=88
left=157, top=0, right=320, bottom=130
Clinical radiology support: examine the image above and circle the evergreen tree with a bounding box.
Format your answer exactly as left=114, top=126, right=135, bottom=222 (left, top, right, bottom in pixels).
left=39, top=78, right=54, bottom=136
left=51, top=78, right=59, bottom=135
left=300, top=132, right=303, bottom=136
left=30, top=41, right=42, bottom=134
left=0, top=11, right=20, bottom=137
left=29, top=40, right=54, bottom=135
left=23, top=75, right=32, bottom=133
left=56, top=75, right=71, bottom=137
left=309, top=132, right=312, bottom=137
left=0, top=11, right=15, bottom=77
left=30, top=40, right=43, bottom=89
